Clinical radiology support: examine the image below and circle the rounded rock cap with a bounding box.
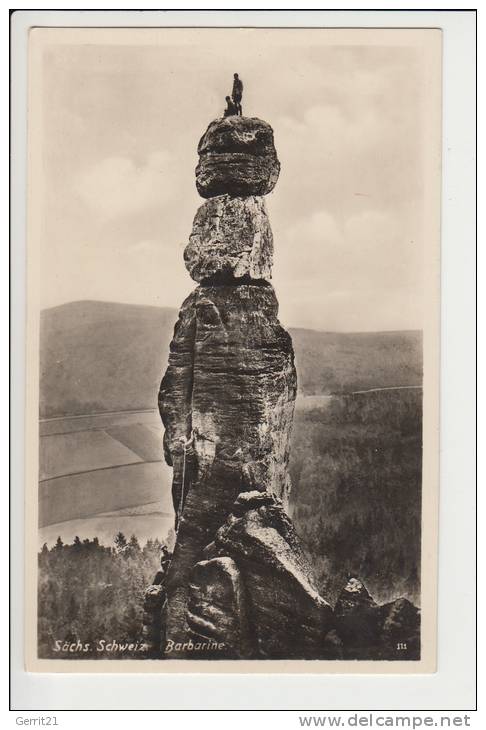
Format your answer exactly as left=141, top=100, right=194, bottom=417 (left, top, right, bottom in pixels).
left=195, top=116, right=280, bottom=198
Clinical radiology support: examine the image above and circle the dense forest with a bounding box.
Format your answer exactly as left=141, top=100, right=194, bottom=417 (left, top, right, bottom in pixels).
left=290, top=388, right=422, bottom=605
left=37, top=531, right=174, bottom=659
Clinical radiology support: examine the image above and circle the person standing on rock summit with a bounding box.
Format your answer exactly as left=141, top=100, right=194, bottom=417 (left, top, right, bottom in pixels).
left=232, top=73, right=243, bottom=116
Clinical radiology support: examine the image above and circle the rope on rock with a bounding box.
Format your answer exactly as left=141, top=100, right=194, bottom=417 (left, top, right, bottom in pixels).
left=176, top=432, right=193, bottom=532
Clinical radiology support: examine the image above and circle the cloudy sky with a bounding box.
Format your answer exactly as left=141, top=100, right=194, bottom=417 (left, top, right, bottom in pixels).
left=36, top=28, right=436, bottom=331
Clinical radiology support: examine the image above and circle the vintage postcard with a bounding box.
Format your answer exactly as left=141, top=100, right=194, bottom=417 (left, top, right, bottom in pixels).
left=25, top=26, right=441, bottom=673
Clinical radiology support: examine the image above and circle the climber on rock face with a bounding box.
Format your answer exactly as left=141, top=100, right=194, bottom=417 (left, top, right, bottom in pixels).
left=223, top=95, right=238, bottom=117
left=160, top=544, right=171, bottom=573
left=232, top=73, right=243, bottom=116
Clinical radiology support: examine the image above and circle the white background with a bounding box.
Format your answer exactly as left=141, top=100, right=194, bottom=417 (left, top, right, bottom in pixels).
left=6, top=2, right=480, bottom=722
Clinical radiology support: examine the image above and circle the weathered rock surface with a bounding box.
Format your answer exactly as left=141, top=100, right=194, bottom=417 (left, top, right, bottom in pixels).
left=195, top=117, right=280, bottom=198
left=380, top=597, right=421, bottom=653
left=204, top=492, right=334, bottom=659
left=185, top=539, right=421, bottom=660
left=184, top=195, right=273, bottom=283
left=159, top=282, right=297, bottom=649
left=334, top=577, right=421, bottom=659
left=141, top=584, right=166, bottom=657
left=187, top=557, right=254, bottom=658
left=334, top=577, right=378, bottom=616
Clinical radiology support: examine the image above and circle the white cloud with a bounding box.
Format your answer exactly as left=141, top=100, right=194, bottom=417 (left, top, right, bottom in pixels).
left=273, top=206, right=422, bottom=331
left=75, top=151, right=175, bottom=219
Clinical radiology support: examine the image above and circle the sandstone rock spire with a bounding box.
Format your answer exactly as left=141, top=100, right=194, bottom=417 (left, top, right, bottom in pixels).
left=144, top=110, right=421, bottom=662
left=157, top=113, right=321, bottom=656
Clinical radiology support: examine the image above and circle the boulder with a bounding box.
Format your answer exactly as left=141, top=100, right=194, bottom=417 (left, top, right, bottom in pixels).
left=187, top=557, right=255, bottom=658
left=143, top=584, right=166, bottom=609
left=141, top=584, right=166, bottom=657
left=334, top=578, right=421, bottom=659
left=195, top=117, right=280, bottom=198
left=210, top=493, right=333, bottom=659
left=334, top=578, right=383, bottom=649
left=231, top=489, right=275, bottom=516
left=334, top=576, right=378, bottom=616
left=184, top=195, right=273, bottom=283
left=380, top=597, right=421, bottom=656
left=159, top=283, right=297, bottom=650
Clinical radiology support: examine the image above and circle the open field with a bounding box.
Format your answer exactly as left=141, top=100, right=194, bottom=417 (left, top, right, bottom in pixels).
left=39, top=507, right=174, bottom=548
left=40, top=430, right=143, bottom=480
left=39, top=409, right=160, bottom=436
left=39, top=461, right=174, bottom=528
left=39, top=398, right=321, bottom=533
left=39, top=409, right=173, bottom=537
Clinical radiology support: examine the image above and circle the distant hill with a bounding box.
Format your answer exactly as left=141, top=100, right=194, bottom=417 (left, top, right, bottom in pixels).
left=290, top=328, right=422, bottom=396
left=40, top=301, right=176, bottom=417
left=40, top=300, right=422, bottom=418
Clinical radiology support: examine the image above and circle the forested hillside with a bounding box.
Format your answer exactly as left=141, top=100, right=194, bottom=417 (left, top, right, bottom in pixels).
left=40, top=301, right=422, bottom=417
left=290, top=388, right=422, bottom=605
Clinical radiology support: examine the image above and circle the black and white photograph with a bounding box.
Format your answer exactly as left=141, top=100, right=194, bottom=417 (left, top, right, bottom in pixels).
left=24, top=26, right=442, bottom=671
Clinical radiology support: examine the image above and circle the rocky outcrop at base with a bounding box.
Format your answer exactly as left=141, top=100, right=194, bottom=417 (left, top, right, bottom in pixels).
left=332, top=577, right=421, bottom=660
left=187, top=556, right=254, bottom=658
left=188, top=492, right=333, bottom=659
left=164, top=493, right=421, bottom=661
left=141, top=584, right=165, bottom=657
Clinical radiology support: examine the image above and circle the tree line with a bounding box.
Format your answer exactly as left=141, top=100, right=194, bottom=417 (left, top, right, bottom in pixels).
left=38, top=531, right=174, bottom=659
